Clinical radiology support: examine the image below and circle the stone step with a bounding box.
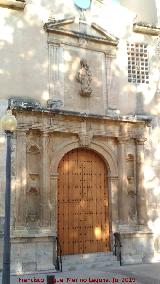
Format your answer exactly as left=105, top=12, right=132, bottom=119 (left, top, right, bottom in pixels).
left=61, top=253, right=120, bottom=272
left=62, top=252, right=116, bottom=263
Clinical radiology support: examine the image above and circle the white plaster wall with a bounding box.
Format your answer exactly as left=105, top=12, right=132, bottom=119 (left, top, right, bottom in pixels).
left=0, top=0, right=159, bottom=111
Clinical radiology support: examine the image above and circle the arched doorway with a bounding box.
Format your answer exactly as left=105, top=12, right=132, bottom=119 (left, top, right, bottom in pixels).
left=57, top=148, right=110, bottom=255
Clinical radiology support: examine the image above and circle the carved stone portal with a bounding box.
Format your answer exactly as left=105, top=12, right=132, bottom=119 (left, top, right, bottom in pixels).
left=76, top=59, right=92, bottom=96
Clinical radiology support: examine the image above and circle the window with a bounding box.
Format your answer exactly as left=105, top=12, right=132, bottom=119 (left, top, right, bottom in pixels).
left=127, top=42, right=149, bottom=84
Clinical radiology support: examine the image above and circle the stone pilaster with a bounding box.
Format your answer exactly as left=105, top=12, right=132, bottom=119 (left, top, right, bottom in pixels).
left=15, top=130, right=27, bottom=227
left=117, top=137, right=128, bottom=225
left=41, top=131, right=50, bottom=227
left=48, top=44, right=64, bottom=102
left=108, top=176, right=118, bottom=232
left=50, top=174, right=58, bottom=234
left=136, top=138, right=147, bottom=225
left=106, top=56, right=112, bottom=110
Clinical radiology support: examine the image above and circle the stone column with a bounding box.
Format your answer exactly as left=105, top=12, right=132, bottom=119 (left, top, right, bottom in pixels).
left=136, top=138, right=147, bottom=225
left=108, top=176, right=119, bottom=232
left=15, top=130, right=27, bottom=227
left=41, top=131, right=50, bottom=227
left=117, top=137, right=128, bottom=225
left=50, top=174, right=58, bottom=234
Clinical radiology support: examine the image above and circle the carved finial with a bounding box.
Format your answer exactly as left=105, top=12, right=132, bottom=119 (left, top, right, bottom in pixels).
left=76, top=59, right=93, bottom=96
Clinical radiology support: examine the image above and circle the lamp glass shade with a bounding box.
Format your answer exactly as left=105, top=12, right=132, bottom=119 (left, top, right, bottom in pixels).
left=1, top=110, right=17, bottom=132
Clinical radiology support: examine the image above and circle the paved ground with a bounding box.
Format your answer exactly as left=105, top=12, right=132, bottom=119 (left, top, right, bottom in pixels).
left=1, top=263, right=160, bottom=284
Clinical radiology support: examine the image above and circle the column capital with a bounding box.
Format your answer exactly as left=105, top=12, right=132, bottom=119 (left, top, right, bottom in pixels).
left=16, top=129, right=28, bottom=136
left=50, top=173, right=58, bottom=180
left=41, top=130, right=49, bottom=136
left=108, top=176, right=118, bottom=181
left=135, top=137, right=147, bottom=145
left=117, top=136, right=128, bottom=144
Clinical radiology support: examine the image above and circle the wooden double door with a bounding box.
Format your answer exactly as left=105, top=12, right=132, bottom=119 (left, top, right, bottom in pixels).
left=57, top=148, right=110, bottom=255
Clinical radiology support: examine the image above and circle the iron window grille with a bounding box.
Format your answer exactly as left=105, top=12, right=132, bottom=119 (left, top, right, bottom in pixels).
left=127, top=42, right=149, bottom=84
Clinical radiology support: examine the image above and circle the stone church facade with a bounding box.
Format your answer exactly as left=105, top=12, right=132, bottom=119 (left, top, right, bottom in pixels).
left=0, top=0, right=160, bottom=273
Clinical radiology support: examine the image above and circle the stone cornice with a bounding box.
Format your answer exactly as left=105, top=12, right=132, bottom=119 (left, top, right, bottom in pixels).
left=0, top=0, right=25, bottom=10
left=44, top=18, right=118, bottom=46
left=133, top=22, right=160, bottom=36
left=13, top=109, right=148, bottom=141
left=13, top=108, right=147, bottom=126
left=46, top=27, right=118, bottom=46
left=91, top=22, right=118, bottom=42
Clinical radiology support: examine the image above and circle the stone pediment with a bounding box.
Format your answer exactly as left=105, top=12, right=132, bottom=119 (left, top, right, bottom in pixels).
left=44, top=17, right=118, bottom=46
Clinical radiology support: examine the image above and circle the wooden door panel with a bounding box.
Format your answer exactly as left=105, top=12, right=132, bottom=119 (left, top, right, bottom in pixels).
left=57, top=148, right=110, bottom=255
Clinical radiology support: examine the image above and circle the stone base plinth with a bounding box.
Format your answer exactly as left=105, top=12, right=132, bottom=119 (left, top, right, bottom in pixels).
left=120, top=231, right=155, bottom=265
left=10, top=235, right=56, bottom=273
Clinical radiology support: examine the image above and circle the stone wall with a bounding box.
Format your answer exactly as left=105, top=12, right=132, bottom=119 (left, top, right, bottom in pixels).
left=1, top=0, right=160, bottom=272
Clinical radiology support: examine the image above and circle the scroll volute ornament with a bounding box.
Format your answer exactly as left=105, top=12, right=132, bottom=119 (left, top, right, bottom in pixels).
left=76, top=59, right=93, bottom=96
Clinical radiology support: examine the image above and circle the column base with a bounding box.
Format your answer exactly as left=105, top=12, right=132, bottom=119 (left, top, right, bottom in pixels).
left=10, top=234, right=57, bottom=273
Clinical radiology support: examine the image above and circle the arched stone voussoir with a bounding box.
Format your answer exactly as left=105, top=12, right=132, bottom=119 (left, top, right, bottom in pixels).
left=50, top=140, right=118, bottom=177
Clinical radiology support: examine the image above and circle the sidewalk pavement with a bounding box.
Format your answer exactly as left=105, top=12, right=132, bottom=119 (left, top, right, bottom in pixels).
left=1, top=263, right=160, bottom=284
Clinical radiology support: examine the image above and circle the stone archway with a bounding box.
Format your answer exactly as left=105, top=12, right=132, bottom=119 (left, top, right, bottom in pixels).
left=51, top=141, right=118, bottom=176
left=50, top=141, right=118, bottom=253
left=57, top=147, right=110, bottom=255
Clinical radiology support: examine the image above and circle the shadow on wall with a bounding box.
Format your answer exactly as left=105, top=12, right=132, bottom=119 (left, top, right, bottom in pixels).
left=120, top=0, right=158, bottom=24
left=0, top=1, right=68, bottom=103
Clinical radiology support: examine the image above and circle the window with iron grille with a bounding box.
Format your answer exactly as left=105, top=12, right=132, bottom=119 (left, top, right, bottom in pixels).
left=127, top=42, right=149, bottom=84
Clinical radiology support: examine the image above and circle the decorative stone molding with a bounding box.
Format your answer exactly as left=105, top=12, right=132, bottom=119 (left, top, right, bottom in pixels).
left=91, top=23, right=118, bottom=43
left=44, top=17, right=118, bottom=46
left=27, top=143, right=41, bottom=153
left=117, top=136, right=128, bottom=144
left=50, top=174, right=58, bottom=180
left=47, top=99, right=63, bottom=110
left=9, top=96, right=41, bottom=109
left=135, top=137, right=147, bottom=145
left=0, top=0, right=25, bottom=10
left=133, top=22, right=160, bottom=36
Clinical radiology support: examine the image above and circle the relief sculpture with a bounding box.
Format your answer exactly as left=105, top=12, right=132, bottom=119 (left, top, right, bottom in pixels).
left=76, top=59, right=92, bottom=96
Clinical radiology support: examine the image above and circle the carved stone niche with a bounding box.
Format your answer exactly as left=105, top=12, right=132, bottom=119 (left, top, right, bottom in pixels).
left=26, top=187, right=40, bottom=224
left=26, top=144, right=41, bottom=225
